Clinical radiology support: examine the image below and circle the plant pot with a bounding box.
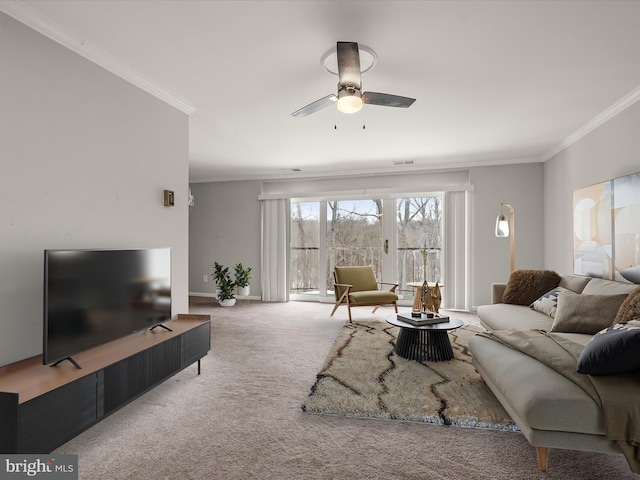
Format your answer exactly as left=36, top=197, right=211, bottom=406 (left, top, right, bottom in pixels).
left=219, top=298, right=236, bottom=307
left=237, top=285, right=250, bottom=297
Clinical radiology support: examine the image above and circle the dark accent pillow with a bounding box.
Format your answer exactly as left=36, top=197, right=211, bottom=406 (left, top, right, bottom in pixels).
left=551, top=292, right=629, bottom=334
left=502, top=269, right=561, bottom=306
left=613, top=287, right=640, bottom=325
left=577, top=323, right=640, bottom=375
left=530, top=286, right=570, bottom=317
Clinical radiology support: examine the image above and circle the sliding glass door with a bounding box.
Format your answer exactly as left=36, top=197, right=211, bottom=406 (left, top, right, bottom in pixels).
left=290, top=201, right=320, bottom=296
left=395, top=195, right=443, bottom=298
left=290, top=193, right=443, bottom=304
left=326, top=199, right=384, bottom=293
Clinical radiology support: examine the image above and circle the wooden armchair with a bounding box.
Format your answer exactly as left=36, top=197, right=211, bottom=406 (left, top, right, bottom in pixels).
left=330, top=266, right=399, bottom=322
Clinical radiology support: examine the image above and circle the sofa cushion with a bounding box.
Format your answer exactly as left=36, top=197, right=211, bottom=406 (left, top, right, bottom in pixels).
left=469, top=335, right=605, bottom=435
left=614, top=287, right=640, bottom=325
left=551, top=292, right=629, bottom=334
left=477, top=303, right=554, bottom=332
left=581, top=277, right=639, bottom=295
left=502, top=269, right=561, bottom=306
left=559, top=275, right=592, bottom=294
left=577, top=321, right=640, bottom=375
left=530, top=286, right=570, bottom=317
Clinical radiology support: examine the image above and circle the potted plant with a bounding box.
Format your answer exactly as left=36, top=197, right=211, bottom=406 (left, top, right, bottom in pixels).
left=213, top=262, right=236, bottom=306
left=234, top=263, right=252, bottom=297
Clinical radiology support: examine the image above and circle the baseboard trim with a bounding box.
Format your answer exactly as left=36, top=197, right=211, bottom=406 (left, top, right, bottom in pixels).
left=188, top=292, right=261, bottom=301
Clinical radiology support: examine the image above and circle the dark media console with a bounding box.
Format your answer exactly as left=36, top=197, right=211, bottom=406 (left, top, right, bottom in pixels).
left=0, top=315, right=210, bottom=454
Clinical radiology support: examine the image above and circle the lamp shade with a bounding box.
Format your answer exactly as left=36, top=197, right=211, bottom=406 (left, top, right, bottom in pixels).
left=495, top=214, right=509, bottom=237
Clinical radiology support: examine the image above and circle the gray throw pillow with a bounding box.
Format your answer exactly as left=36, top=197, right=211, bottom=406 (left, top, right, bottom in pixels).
left=551, top=292, right=629, bottom=334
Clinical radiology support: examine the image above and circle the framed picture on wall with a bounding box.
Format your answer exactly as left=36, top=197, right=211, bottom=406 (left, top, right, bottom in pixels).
left=574, top=171, right=640, bottom=284
left=613, top=172, right=640, bottom=283
left=573, top=180, right=613, bottom=279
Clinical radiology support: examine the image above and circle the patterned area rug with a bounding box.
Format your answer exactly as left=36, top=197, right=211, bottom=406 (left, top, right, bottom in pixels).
left=303, top=321, right=518, bottom=431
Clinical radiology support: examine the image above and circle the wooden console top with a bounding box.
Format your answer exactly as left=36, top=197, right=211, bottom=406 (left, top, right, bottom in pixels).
left=0, top=314, right=210, bottom=404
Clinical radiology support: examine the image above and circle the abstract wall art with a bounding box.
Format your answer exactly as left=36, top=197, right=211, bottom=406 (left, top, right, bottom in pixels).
left=613, top=172, right=640, bottom=283
left=574, top=171, right=640, bottom=284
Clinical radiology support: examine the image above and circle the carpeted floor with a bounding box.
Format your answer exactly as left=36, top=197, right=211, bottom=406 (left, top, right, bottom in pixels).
left=303, top=321, right=517, bottom=430
left=54, top=301, right=638, bottom=479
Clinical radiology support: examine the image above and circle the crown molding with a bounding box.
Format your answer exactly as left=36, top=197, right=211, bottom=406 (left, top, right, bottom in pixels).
left=542, top=84, right=640, bottom=161
left=0, top=1, right=196, bottom=115
left=191, top=153, right=542, bottom=183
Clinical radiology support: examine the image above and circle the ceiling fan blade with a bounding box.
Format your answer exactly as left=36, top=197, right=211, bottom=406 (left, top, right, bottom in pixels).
left=363, top=92, right=416, bottom=108
left=337, top=41, right=361, bottom=89
left=290, top=94, right=337, bottom=117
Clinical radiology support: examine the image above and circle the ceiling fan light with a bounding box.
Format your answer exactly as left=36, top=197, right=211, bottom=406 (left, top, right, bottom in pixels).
left=337, top=88, right=363, bottom=114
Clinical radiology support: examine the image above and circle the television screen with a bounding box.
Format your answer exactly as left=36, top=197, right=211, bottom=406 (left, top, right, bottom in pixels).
left=43, top=248, right=171, bottom=366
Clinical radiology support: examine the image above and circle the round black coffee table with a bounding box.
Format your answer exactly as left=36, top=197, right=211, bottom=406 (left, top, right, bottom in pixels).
left=385, top=314, right=464, bottom=362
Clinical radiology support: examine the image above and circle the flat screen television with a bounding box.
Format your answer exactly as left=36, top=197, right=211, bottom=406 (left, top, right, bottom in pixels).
left=43, top=248, right=172, bottom=367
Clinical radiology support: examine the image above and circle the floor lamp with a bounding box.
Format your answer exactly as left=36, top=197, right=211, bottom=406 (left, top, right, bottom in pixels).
left=495, top=203, right=515, bottom=272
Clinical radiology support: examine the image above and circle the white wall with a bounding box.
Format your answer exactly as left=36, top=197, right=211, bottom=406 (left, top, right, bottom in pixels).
left=189, top=181, right=262, bottom=297
left=544, top=101, right=640, bottom=274
left=0, top=13, right=189, bottom=366
left=189, top=163, right=545, bottom=308
left=469, top=163, right=545, bottom=306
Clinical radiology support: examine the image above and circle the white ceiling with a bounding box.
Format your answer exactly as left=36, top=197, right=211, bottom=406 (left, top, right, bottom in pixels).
left=5, top=0, right=640, bottom=182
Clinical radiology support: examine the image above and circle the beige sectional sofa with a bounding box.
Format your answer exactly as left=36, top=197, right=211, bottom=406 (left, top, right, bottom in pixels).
left=469, top=273, right=639, bottom=472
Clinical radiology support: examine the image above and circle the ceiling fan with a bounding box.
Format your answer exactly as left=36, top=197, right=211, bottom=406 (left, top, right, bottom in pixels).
left=291, top=41, right=416, bottom=117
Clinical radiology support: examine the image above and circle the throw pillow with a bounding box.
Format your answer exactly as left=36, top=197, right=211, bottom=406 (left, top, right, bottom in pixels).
left=502, top=269, right=561, bottom=306
left=613, top=287, right=640, bottom=325
left=551, top=292, right=629, bottom=334
left=530, top=286, right=570, bottom=317
left=577, top=321, right=640, bottom=375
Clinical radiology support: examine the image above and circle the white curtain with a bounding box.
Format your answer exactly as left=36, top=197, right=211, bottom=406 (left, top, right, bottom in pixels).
left=261, top=198, right=290, bottom=302
left=443, top=190, right=471, bottom=310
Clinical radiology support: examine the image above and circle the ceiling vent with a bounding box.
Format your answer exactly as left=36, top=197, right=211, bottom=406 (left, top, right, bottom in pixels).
left=393, top=160, right=415, bottom=166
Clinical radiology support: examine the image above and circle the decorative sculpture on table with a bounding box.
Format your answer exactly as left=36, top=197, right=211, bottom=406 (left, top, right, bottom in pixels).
left=431, top=282, right=441, bottom=313
left=420, top=242, right=441, bottom=314
left=421, top=279, right=435, bottom=313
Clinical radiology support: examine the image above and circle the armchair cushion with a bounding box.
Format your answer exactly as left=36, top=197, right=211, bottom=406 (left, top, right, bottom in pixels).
left=349, top=290, right=399, bottom=305
left=334, top=266, right=379, bottom=293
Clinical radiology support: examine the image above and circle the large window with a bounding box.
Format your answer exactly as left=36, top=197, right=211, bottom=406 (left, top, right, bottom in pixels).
left=396, top=196, right=443, bottom=297
left=290, top=202, right=319, bottom=294
left=326, top=199, right=383, bottom=293
left=290, top=194, right=443, bottom=303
